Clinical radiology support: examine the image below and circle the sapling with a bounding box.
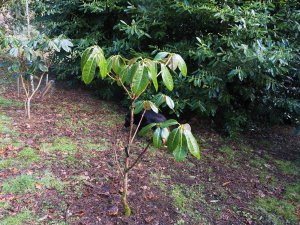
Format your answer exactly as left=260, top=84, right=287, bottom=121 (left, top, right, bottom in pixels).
left=81, top=46, right=201, bottom=216
left=0, top=31, right=73, bottom=119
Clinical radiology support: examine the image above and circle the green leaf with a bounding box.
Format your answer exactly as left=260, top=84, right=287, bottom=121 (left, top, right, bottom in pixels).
left=147, top=61, right=158, bottom=91
left=161, top=128, right=170, bottom=141
left=165, top=95, right=175, bottom=109
left=174, top=54, right=187, bottom=76
left=184, top=129, right=200, bottom=160
left=125, top=63, right=138, bottom=85
left=99, top=53, right=108, bottom=78
left=38, top=64, right=48, bottom=72
left=161, top=64, right=174, bottom=91
left=134, top=101, right=144, bottom=114
left=111, top=55, right=125, bottom=75
left=167, top=127, right=180, bottom=152
left=153, top=127, right=162, bottom=148
left=172, top=129, right=188, bottom=161
left=154, top=52, right=169, bottom=61
left=153, top=93, right=165, bottom=106
left=149, top=101, right=159, bottom=113
left=173, top=145, right=188, bottom=161
left=82, top=51, right=98, bottom=84
left=160, top=119, right=178, bottom=128
left=132, top=65, right=149, bottom=96
left=138, top=123, right=156, bottom=136
left=61, top=39, right=73, bottom=52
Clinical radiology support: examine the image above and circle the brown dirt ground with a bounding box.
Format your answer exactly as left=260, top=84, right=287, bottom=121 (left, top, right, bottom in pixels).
left=0, top=78, right=299, bottom=225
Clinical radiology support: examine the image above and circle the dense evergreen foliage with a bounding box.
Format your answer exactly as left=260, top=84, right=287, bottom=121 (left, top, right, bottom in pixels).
left=32, top=0, right=300, bottom=135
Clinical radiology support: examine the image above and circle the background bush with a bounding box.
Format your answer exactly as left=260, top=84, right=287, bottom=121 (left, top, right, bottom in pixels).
left=32, top=0, right=300, bottom=135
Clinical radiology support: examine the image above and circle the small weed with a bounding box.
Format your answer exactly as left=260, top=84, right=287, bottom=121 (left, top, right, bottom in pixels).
left=0, top=201, right=11, bottom=210
left=275, top=159, right=299, bottom=175
left=0, top=209, right=33, bottom=225
left=255, top=197, right=298, bottom=224
left=2, top=174, right=36, bottom=194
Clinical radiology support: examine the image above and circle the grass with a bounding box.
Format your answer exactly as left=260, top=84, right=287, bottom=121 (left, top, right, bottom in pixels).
left=0, top=113, right=18, bottom=136
left=171, top=184, right=208, bottom=224
left=41, top=136, right=77, bottom=154
left=17, top=147, right=40, bottom=163
left=0, top=96, right=23, bottom=108
left=219, top=145, right=235, bottom=161
left=1, top=172, right=65, bottom=194
left=275, top=159, right=300, bottom=175
left=2, top=174, right=36, bottom=194
left=285, top=182, right=300, bottom=202
left=0, top=209, right=34, bottom=225
left=255, top=197, right=298, bottom=224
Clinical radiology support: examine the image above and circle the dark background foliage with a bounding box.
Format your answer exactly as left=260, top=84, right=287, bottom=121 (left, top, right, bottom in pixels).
left=32, top=0, right=300, bottom=135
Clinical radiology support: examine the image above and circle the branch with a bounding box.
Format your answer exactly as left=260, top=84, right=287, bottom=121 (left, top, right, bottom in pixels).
left=126, top=142, right=151, bottom=173
left=29, top=73, right=44, bottom=99
left=20, top=74, right=29, bottom=97
left=130, top=109, right=146, bottom=144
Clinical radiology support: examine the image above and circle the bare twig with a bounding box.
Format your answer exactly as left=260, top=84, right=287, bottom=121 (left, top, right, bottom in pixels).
left=126, top=142, right=151, bottom=172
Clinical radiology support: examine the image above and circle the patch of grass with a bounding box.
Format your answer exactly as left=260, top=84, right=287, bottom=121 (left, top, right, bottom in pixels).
left=0, top=209, right=34, bottom=225
left=0, top=201, right=11, bottom=210
left=249, top=156, right=267, bottom=169
left=171, top=184, right=208, bottom=224
left=285, top=182, right=300, bottom=202
left=2, top=174, right=36, bottom=194
left=41, top=136, right=77, bottom=154
left=255, top=197, right=298, bottom=224
left=1, top=172, right=65, bottom=194
left=0, top=113, right=18, bottom=136
left=219, top=145, right=235, bottom=161
left=275, top=159, right=299, bottom=175
left=150, top=172, right=171, bottom=192
left=40, top=171, right=65, bottom=192
left=0, top=96, right=23, bottom=108
left=0, top=159, right=14, bottom=169
left=17, top=147, right=40, bottom=163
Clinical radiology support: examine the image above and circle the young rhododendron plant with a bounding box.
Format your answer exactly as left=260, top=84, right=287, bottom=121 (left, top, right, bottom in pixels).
left=81, top=46, right=200, bottom=216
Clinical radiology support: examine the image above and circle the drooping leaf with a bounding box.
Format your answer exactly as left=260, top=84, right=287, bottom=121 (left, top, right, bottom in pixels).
left=134, top=101, right=144, bottom=114
left=138, top=123, right=156, bottom=136
left=167, top=127, right=180, bottom=152
left=132, top=65, right=149, bottom=96
left=173, top=145, right=188, bottom=161
left=125, top=63, right=138, bottom=85
left=60, top=39, right=73, bottom=52
left=160, top=119, right=178, bottom=128
left=146, top=61, right=158, bottom=91
left=38, top=64, right=48, bottom=72
left=82, top=49, right=99, bottom=84
left=161, top=128, right=170, bottom=141
left=111, top=55, right=125, bottom=75
left=165, top=95, right=175, bottom=109
left=153, top=127, right=162, bottom=148
left=99, top=53, right=108, bottom=78
left=153, top=93, right=165, bottom=106
left=174, top=54, right=187, bottom=76
left=154, top=52, right=169, bottom=61
left=149, top=101, right=159, bottom=113
left=161, top=64, right=174, bottom=91
left=168, top=54, right=179, bottom=70
left=184, top=129, right=200, bottom=159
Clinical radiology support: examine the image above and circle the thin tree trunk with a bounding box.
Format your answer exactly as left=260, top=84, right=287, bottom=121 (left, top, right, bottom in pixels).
left=122, top=100, right=135, bottom=217
left=17, top=76, right=20, bottom=97
left=25, top=0, right=30, bottom=37
left=30, top=75, right=34, bottom=93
